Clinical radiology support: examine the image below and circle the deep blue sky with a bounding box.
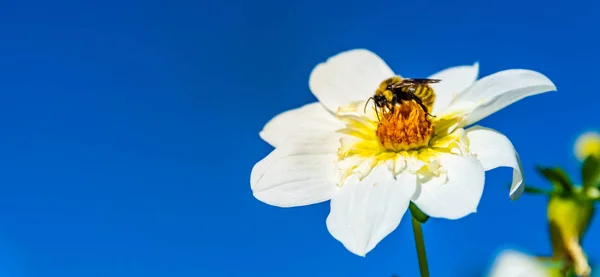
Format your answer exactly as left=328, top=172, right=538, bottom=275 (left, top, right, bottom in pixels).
left=0, top=0, right=598, bottom=276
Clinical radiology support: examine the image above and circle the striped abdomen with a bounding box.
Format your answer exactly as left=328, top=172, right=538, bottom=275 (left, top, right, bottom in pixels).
left=403, top=85, right=435, bottom=112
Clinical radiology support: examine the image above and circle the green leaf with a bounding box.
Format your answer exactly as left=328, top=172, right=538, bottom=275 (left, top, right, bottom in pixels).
left=535, top=165, right=574, bottom=195
left=582, top=155, right=600, bottom=190
left=409, top=202, right=429, bottom=223
left=507, top=183, right=553, bottom=196
left=523, top=185, right=553, bottom=196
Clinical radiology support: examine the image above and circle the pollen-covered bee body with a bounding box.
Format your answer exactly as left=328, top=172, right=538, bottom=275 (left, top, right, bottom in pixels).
left=367, top=76, right=440, bottom=120
left=398, top=79, right=436, bottom=111
left=374, top=76, right=403, bottom=110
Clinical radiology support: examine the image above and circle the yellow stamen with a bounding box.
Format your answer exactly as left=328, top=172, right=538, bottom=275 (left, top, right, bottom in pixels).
left=376, top=101, right=434, bottom=152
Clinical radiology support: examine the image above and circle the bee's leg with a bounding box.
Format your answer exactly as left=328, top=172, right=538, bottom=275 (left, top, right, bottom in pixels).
left=412, top=96, right=436, bottom=118
left=372, top=104, right=381, bottom=121
left=391, top=101, right=401, bottom=118
left=391, top=96, right=399, bottom=118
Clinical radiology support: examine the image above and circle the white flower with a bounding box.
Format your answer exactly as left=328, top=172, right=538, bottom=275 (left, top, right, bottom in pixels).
left=488, top=250, right=550, bottom=277
left=250, top=49, right=556, bottom=256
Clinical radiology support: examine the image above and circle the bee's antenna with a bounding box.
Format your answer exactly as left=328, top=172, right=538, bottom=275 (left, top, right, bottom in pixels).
left=364, top=97, right=374, bottom=113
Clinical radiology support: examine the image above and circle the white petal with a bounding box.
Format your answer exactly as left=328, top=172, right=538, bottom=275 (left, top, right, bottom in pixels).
left=488, top=250, right=548, bottom=277
left=250, top=132, right=340, bottom=207
left=326, top=166, right=416, bottom=256
left=429, top=62, right=479, bottom=114
left=309, top=49, right=395, bottom=112
left=259, top=102, right=342, bottom=148
left=466, top=126, right=525, bottom=200
left=412, top=154, right=485, bottom=220
left=453, top=69, right=556, bottom=126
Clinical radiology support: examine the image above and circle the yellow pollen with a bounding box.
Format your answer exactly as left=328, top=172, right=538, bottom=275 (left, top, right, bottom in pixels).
left=375, top=101, right=434, bottom=152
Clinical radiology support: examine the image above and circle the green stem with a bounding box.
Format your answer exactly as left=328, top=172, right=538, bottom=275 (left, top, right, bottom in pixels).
left=411, top=214, right=430, bottom=277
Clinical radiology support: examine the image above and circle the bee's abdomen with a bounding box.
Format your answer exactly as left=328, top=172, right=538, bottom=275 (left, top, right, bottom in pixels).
left=412, top=85, right=436, bottom=111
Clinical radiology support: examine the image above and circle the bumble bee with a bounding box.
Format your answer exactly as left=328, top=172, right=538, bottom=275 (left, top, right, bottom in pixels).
left=365, top=76, right=440, bottom=119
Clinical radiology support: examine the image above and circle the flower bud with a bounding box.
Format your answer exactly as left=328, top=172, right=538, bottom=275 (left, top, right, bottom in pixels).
left=575, top=131, right=600, bottom=161
left=547, top=195, right=594, bottom=276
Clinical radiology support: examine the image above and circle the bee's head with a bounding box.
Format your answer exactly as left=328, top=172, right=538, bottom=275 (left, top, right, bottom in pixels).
left=374, top=94, right=387, bottom=107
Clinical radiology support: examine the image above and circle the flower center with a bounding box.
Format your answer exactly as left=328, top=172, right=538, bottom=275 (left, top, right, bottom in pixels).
left=376, top=101, right=434, bottom=152
left=333, top=80, right=475, bottom=185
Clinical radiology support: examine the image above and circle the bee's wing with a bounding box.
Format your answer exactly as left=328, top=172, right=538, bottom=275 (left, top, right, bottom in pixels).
left=403, top=78, right=441, bottom=84
left=389, top=78, right=441, bottom=89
